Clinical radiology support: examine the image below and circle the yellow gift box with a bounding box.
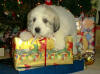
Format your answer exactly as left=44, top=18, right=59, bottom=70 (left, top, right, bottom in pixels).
left=13, top=36, right=73, bottom=71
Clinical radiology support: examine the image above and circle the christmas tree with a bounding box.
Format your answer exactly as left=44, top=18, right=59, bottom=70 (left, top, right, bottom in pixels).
left=0, top=0, right=95, bottom=30
left=0, top=0, right=33, bottom=30
left=0, top=0, right=97, bottom=42
left=0, top=0, right=97, bottom=56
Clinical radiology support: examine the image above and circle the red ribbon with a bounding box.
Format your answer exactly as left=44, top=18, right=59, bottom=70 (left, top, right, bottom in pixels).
left=39, top=37, right=47, bottom=66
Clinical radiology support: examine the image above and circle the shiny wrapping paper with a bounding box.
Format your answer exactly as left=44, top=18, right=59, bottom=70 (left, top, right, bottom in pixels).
left=76, top=17, right=95, bottom=65
left=13, top=36, right=73, bottom=71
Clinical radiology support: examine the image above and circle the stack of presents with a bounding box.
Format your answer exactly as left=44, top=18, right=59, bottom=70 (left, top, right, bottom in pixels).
left=0, top=14, right=95, bottom=73
left=11, top=16, right=95, bottom=73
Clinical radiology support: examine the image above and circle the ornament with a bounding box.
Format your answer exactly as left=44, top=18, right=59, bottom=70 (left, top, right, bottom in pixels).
left=4, top=10, right=9, bottom=15
left=45, top=0, right=52, bottom=5
left=17, top=14, right=20, bottom=18
left=12, top=11, right=16, bottom=17
left=37, top=2, right=41, bottom=5
left=59, top=0, right=62, bottom=2
left=17, top=0, right=23, bottom=5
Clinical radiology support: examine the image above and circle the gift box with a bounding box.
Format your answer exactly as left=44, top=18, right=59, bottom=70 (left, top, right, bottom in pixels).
left=76, top=17, right=95, bottom=53
left=0, top=48, right=4, bottom=56
left=95, top=25, right=100, bottom=49
left=13, top=36, right=73, bottom=71
left=76, top=17, right=95, bottom=65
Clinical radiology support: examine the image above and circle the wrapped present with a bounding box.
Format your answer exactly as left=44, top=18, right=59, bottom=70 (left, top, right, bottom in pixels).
left=0, top=48, right=4, bottom=56
left=13, top=36, right=73, bottom=71
left=81, top=17, right=95, bottom=50
left=95, top=25, right=100, bottom=49
left=75, top=17, right=95, bottom=65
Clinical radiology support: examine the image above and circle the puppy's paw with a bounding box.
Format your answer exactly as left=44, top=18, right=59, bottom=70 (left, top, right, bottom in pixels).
left=54, top=42, right=65, bottom=51
left=19, top=31, right=33, bottom=41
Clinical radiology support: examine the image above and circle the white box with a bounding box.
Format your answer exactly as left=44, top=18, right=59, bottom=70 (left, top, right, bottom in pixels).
left=0, top=48, right=4, bottom=56
left=95, top=25, right=100, bottom=49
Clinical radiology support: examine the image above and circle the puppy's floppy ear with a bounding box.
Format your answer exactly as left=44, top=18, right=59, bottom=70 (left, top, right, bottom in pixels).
left=27, top=11, right=32, bottom=25
left=27, top=11, right=32, bottom=31
left=53, top=16, right=60, bottom=32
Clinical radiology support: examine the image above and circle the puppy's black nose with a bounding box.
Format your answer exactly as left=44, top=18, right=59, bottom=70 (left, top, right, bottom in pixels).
left=35, top=27, right=40, bottom=33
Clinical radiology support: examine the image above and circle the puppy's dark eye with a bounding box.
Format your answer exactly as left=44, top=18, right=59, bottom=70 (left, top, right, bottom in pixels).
left=33, top=17, right=36, bottom=22
left=43, top=18, right=48, bottom=23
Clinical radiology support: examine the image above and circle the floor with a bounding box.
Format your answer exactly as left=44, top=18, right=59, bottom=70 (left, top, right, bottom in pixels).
left=73, top=49, right=100, bottom=74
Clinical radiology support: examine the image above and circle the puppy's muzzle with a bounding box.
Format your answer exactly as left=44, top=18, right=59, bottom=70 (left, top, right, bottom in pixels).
left=35, top=27, right=40, bottom=33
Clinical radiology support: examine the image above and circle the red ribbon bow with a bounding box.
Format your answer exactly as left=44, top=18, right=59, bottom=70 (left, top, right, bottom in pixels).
left=39, top=38, right=47, bottom=66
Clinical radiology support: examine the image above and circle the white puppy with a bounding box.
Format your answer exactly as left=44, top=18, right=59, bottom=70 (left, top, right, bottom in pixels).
left=20, top=4, right=77, bottom=55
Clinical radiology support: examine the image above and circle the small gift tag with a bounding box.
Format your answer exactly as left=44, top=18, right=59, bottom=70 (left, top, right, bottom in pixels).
left=0, top=48, right=4, bottom=56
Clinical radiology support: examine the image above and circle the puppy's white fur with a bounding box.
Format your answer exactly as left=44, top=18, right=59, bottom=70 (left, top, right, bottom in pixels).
left=20, top=4, right=77, bottom=55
